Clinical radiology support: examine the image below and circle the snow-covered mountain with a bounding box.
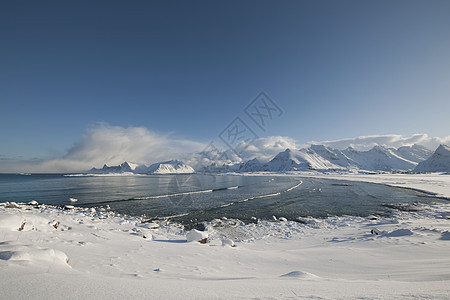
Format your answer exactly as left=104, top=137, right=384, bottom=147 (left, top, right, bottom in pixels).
left=196, top=162, right=239, bottom=173
left=396, top=144, right=433, bottom=163
left=87, top=144, right=442, bottom=174
left=232, top=144, right=435, bottom=173
left=342, top=145, right=418, bottom=171
left=192, top=148, right=242, bottom=172
left=88, top=160, right=194, bottom=174
left=88, top=162, right=138, bottom=174
left=238, top=158, right=263, bottom=172
left=262, top=148, right=344, bottom=172
left=309, top=145, right=359, bottom=169
left=139, top=160, right=194, bottom=174
left=414, top=145, right=450, bottom=172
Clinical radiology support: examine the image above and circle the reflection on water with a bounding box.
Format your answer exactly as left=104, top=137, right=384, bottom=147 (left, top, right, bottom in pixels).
left=0, top=174, right=445, bottom=225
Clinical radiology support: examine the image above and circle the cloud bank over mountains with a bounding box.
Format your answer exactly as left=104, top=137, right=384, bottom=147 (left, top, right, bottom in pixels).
left=32, top=125, right=205, bottom=173
left=1, top=124, right=449, bottom=173
left=313, top=134, right=450, bottom=152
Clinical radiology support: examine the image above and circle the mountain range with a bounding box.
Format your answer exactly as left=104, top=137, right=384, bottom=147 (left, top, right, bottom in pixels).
left=88, top=160, right=194, bottom=174
left=87, top=144, right=450, bottom=174
left=224, top=144, right=436, bottom=173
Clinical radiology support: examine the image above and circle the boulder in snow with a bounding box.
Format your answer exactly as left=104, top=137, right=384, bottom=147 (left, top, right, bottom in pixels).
left=5, top=202, right=20, bottom=209
left=186, top=229, right=208, bottom=243
left=221, top=238, right=235, bottom=247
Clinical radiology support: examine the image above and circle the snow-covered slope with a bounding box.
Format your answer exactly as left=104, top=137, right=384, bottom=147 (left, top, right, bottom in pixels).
left=263, top=148, right=344, bottom=172
left=396, top=144, right=432, bottom=163
left=309, top=145, right=359, bottom=169
left=342, top=146, right=417, bottom=171
left=143, top=160, right=194, bottom=174
left=238, top=158, right=263, bottom=172
left=414, top=144, right=450, bottom=172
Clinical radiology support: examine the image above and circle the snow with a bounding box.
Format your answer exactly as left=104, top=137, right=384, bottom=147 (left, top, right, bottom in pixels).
left=1, top=173, right=450, bottom=299
left=65, top=172, right=141, bottom=177
left=237, top=158, right=262, bottom=172
left=186, top=229, right=208, bottom=242
left=221, top=238, right=235, bottom=247
left=397, top=144, right=433, bottom=163
left=414, top=144, right=450, bottom=172
left=144, top=160, right=195, bottom=174
left=343, top=145, right=418, bottom=171
left=303, top=172, right=450, bottom=198
left=87, top=160, right=194, bottom=174
left=212, top=143, right=437, bottom=173
left=310, top=144, right=359, bottom=169
left=81, top=144, right=445, bottom=175
left=264, top=148, right=344, bottom=171
left=0, top=243, right=69, bottom=266
left=4, top=202, right=20, bottom=208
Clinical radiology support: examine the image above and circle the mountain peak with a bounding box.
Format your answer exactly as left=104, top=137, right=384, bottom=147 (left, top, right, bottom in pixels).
left=247, top=158, right=260, bottom=163
left=145, top=160, right=194, bottom=174
left=371, top=145, right=388, bottom=152
left=435, top=144, right=450, bottom=156
left=120, top=161, right=130, bottom=167
left=414, top=144, right=450, bottom=172
left=345, top=146, right=356, bottom=152
left=411, top=144, right=428, bottom=150
left=310, top=144, right=327, bottom=149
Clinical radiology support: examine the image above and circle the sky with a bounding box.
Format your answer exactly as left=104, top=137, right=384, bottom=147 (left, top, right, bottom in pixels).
left=1, top=1, right=449, bottom=172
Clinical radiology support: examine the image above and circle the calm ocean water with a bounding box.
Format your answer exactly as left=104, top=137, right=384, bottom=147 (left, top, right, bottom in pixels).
left=0, top=174, right=444, bottom=225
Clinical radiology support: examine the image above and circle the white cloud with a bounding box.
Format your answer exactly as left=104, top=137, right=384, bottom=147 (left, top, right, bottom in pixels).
left=219, top=134, right=450, bottom=165
left=4, top=128, right=449, bottom=173
left=310, top=134, right=450, bottom=151
left=30, top=124, right=205, bottom=172
left=240, top=136, right=298, bottom=162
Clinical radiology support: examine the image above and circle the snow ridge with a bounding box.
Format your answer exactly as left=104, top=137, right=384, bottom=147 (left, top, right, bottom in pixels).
left=88, top=160, right=194, bottom=175
left=414, top=144, right=450, bottom=172
left=87, top=144, right=447, bottom=174
left=205, top=144, right=436, bottom=173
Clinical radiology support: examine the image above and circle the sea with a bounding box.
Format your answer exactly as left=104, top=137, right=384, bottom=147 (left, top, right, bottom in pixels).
left=0, top=173, right=445, bottom=226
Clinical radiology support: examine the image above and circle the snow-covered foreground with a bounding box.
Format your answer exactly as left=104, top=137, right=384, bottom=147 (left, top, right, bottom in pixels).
left=1, top=175, right=450, bottom=299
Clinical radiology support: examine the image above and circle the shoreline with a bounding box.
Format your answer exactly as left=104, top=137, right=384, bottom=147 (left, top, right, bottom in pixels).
left=209, top=171, right=450, bottom=199
left=302, top=172, right=450, bottom=199
left=1, top=173, right=450, bottom=299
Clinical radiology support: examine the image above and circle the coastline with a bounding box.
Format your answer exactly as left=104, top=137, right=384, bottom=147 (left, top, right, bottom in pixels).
left=220, top=171, right=450, bottom=199
left=1, top=173, right=450, bottom=299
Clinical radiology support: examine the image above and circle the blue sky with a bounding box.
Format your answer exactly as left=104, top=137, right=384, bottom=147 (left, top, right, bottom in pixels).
left=1, top=1, right=450, bottom=171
